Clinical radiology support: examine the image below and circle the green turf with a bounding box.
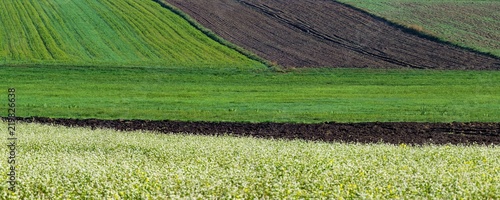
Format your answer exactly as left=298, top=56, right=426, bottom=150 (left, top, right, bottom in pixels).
left=2, top=66, right=500, bottom=123
left=0, top=0, right=263, bottom=68
left=1, top=0, right=499, bottom=123
left=337, top=0, right=500, bottom=57
left=1, top=123, right=499, bottom=199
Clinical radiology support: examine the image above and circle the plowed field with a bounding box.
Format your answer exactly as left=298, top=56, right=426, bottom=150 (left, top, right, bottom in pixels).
left=162, top=0, right=500, bottom=69
left=13, top=117, right=500, bottom=145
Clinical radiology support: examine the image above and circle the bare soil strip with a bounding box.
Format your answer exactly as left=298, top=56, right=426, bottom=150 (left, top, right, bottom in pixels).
left=161, top=0, right=500, bottom=69
left=9, top=117, right=500, bottom=145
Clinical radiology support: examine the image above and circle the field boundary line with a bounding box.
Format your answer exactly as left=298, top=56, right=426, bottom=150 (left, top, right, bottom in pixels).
left=151, top=0, right=276, bottom=69
left=334, top=0, right=500, bottom=60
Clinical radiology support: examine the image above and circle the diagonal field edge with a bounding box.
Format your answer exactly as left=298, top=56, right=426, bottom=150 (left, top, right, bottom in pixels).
left=163, top=0, right=500, bottom=69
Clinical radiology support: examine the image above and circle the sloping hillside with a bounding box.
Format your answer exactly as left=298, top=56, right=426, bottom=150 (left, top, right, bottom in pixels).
left=163, top=0, right=500, bottom=69
left=0, top=0, right=263, bottom=68
left=338, top=0, right=500, bottom=57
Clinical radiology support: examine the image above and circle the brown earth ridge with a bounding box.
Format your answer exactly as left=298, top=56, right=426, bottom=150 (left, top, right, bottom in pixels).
left=160, top=0, right=500, bottom=69
left=8, top=117, right=500, bottom=145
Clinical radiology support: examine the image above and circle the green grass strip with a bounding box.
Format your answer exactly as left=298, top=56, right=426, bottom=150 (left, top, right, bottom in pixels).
left=1, top=65, right=500, bottom=123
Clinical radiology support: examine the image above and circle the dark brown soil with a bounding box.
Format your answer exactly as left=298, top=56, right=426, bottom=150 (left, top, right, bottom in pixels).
left=9, top=117, right=500, bottom=145
left=160, top=0, right=500, bottom=69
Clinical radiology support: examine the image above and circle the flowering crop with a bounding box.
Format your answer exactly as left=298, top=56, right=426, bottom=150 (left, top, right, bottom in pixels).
left=1, top=122, right=499, bottom=199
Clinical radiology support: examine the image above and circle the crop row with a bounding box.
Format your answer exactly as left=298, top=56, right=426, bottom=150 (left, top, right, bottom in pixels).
left=0, top=0, right=262, bottom=67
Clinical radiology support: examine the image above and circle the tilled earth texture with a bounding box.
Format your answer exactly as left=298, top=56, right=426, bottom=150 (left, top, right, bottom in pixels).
left=161, top=0, right=500, bottom=69
left=11, top=117, right=500, bottom=145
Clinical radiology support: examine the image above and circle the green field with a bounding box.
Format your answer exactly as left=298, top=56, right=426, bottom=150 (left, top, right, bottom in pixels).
left=337, top=0, right=500, bottom=57
left=0, top=0, right=263, bottom=68
left=1, top=0, right=499, bottom=123
left=1, top=123, right=499, bottom=199
left=2, top=66, right=500, bottom=123
left=1, top=0, right=500, bottom=198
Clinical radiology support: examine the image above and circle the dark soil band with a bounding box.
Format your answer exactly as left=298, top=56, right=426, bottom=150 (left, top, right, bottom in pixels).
left=161, top=0, right=500, bottom=69
left=7, top=117, right=500, bottom=145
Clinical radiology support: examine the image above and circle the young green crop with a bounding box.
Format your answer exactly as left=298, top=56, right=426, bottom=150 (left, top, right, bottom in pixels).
left=1, top=66, right=500, bottom=123
left=337, top=0, right=500, bottom=57
left=1, top=122, right=499, bottom=199
left=0, top=0, right=263, bottom=68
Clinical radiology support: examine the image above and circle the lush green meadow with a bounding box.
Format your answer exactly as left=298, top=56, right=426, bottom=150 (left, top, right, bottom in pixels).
left=1, top=122, right=499, bottom=199
left=0, top=0, right=262, bottom=67
left=2, top=65, right=500, bottom=123
left=338, top=0, right=500, bottom=57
